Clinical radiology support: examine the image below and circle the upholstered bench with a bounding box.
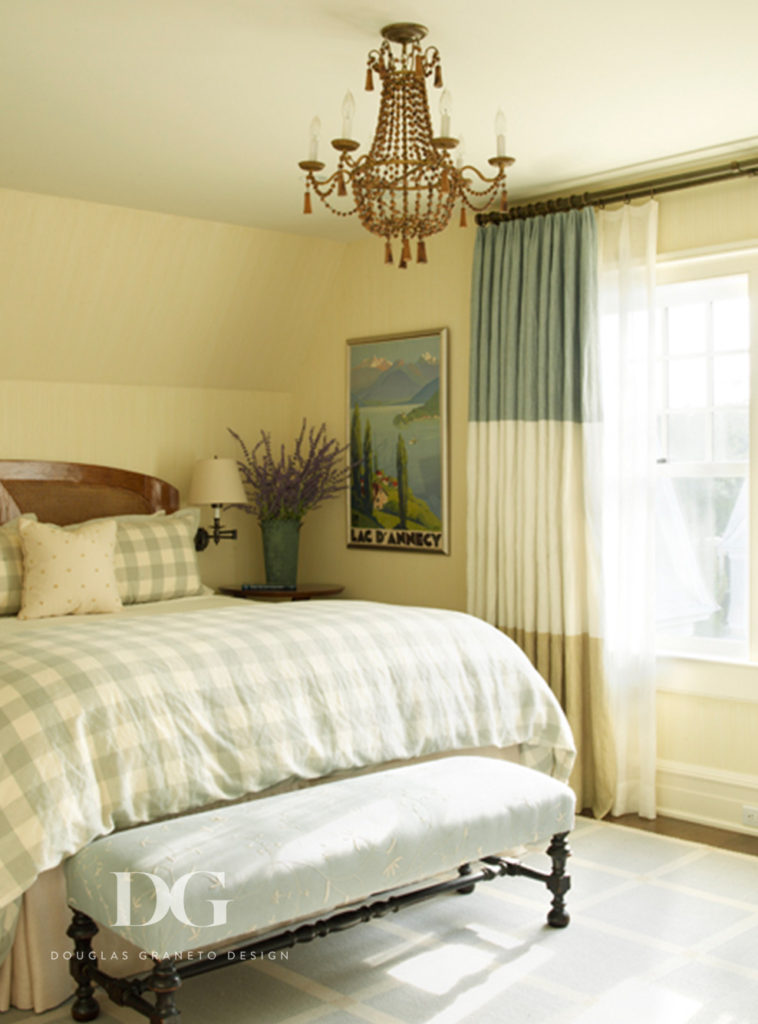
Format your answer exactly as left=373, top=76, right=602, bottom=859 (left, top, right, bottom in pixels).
left=64, top=756, right=575, bottom=1023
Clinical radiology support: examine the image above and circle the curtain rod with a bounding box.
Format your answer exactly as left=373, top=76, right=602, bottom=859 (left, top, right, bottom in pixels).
left=475, top=156, right=758, bottom=225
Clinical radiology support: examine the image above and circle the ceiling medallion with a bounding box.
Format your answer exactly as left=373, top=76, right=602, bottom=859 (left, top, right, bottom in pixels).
left=298, top=22, right=513, bottom=268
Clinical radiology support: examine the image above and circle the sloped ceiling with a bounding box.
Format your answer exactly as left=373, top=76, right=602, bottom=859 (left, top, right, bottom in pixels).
left=1, top=0, right=757, bottom=240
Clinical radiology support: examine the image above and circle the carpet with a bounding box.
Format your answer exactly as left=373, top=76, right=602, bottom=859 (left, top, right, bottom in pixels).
left=6, top=817, right=758, bottom=1023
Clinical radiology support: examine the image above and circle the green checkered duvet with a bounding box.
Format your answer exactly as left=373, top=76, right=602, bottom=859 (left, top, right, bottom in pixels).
left=0, top=598, right=575, bottom=962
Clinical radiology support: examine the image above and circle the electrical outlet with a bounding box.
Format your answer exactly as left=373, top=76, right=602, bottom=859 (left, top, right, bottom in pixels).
left=742, top=806, right=758, bottom=828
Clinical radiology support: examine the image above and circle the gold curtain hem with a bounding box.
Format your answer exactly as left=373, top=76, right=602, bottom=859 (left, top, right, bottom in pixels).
left=505, top=627, right=616, bottom=819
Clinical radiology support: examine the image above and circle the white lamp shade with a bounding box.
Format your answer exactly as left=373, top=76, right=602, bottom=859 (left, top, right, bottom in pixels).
left=188, top=457, right=246, bottom=506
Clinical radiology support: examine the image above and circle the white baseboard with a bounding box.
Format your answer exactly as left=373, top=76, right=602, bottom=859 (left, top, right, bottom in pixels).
left=656, top=759, right=758, bottom=835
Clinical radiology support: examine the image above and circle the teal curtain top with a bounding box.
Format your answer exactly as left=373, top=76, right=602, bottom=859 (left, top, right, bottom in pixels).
left=469, top=207, right=598, bottom=424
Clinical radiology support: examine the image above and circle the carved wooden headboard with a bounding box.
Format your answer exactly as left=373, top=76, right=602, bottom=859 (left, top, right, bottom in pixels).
left=0, top=460, right=179, bottom=526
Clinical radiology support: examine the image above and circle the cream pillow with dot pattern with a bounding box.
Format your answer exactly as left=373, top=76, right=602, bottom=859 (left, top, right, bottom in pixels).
left=18, top=518, right=122, bottom=619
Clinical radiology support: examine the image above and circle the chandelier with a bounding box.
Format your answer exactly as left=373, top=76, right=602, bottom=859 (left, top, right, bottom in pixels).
left=298, top=22, right=513, bottom=268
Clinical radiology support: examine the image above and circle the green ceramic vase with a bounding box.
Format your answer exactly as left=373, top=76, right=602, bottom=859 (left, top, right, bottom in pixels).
left=260, top=518, right=301, bottom=587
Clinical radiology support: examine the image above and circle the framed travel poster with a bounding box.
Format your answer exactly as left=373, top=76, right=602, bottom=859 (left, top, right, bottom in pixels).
left=347, top=328, right=449, bottom=554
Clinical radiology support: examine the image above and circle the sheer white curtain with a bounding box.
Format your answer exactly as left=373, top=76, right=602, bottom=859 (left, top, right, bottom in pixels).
left=595, top=201, right=658, bottom=818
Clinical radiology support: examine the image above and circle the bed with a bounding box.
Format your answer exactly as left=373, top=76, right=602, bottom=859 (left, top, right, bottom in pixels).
left=0, top=459, right=576, bottom=1014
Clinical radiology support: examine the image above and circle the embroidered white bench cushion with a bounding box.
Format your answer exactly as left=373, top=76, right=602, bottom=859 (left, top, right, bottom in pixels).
left=65, top=756, right=575, bottom=957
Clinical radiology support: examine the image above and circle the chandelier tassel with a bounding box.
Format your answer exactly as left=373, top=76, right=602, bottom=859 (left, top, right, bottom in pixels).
left=384, top=239, right=393, bottom=264
left=440, top=168, right=449, bottom=193
left=417, top=239, right=427, bottom=263
left=434, top=65, right=443, bottom=88
left=500, top=189, right=509, bottom=212
left=399, top=238, right=411, bottom=268
left=365, top=67, right=374, bottom=91
left=337, top=172, right=347, bottom=197
left=303, top=189, right=312, bottom=215
left=415, top=54, right=424, bottom=78
left=459, top=204, right=467, bottom=227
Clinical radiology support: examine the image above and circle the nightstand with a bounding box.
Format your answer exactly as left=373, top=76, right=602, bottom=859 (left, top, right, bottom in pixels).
left=218, top=583, right=344, bottom=602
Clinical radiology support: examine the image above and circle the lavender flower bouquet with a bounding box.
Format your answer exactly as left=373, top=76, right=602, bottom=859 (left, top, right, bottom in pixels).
left=228, top=420, right=350, bottom=523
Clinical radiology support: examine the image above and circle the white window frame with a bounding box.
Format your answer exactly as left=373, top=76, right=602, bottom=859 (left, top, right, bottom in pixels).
left=655, top=247, right=758, bottom=668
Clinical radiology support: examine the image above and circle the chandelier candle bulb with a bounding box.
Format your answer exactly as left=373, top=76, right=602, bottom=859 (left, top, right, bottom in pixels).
left=341, top=91, right=355, bottom=139
left=439, top=90, right=452, bottom=138
left=495, top=109, right=507, bottom=158
left=308, top=117, right=321, bottom=161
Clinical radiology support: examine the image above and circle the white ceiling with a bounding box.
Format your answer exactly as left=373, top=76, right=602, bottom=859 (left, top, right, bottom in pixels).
left=2, top=0, right=757, bottom=241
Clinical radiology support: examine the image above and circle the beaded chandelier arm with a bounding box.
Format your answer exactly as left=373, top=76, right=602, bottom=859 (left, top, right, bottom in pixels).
left=298, top=22, right=513, bottom=268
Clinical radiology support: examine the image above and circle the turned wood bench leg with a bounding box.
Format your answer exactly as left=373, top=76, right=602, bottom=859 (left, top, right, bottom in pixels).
left=546, top=831, right=571, bottom=928
left=67, top=911, right=100, bottom=1022
left=146, top=957, right=182, bottom=1024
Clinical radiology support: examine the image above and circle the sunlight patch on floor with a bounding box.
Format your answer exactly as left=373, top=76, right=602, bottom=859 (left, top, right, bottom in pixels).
left=386, top=943, right=494, bottom=995
left=571, top=978, right=701, bottom=1024
left=422, top=944, right=556, bottom=1024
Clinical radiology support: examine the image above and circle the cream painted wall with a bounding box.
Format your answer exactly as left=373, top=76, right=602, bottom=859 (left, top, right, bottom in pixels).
left=657, top=176, right=758, bottom=255
left=293, top=227, right=476, bottom=609
left=0, top=379, right=293, bottom=588
left=0, top=188, right=344, bottom=390
left=656, top=688, right=758, bottom=777
left=0, top=186, right=345, bottom=587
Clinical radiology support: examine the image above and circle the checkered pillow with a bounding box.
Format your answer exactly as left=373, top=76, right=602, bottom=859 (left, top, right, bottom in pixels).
left=114, top=508, right=204, bottom=605
left=0, top=528, right=24, bottom=615
left=0, top=515, right=37, bottom=615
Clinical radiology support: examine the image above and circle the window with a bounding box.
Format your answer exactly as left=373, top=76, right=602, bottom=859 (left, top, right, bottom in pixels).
left=655, top=266, right=752, bottom=658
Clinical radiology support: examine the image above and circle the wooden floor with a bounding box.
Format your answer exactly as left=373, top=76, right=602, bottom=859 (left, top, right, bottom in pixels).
left=599, top=812, right=758, bottom=856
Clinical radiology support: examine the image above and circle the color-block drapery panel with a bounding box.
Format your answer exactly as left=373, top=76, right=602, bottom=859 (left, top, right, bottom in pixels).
left=468, top=209, right=616, bottom=818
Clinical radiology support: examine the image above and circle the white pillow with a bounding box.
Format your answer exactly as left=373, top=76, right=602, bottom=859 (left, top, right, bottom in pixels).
left=18, top=518, right=122, bottom=620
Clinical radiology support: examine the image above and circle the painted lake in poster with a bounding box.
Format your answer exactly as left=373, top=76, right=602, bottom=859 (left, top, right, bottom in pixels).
left=348, top=332, right=447, bottom=552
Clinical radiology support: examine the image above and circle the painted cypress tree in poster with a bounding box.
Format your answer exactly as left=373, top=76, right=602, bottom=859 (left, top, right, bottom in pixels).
left=396, top=433, right=408, bottom=529
left=350, top=405, right=363, bottom=509
left=363, top=419, right=374, bottom=515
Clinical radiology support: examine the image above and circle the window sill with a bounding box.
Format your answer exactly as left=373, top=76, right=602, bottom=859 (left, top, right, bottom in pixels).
left=656, top=652, right=758, bottom=703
